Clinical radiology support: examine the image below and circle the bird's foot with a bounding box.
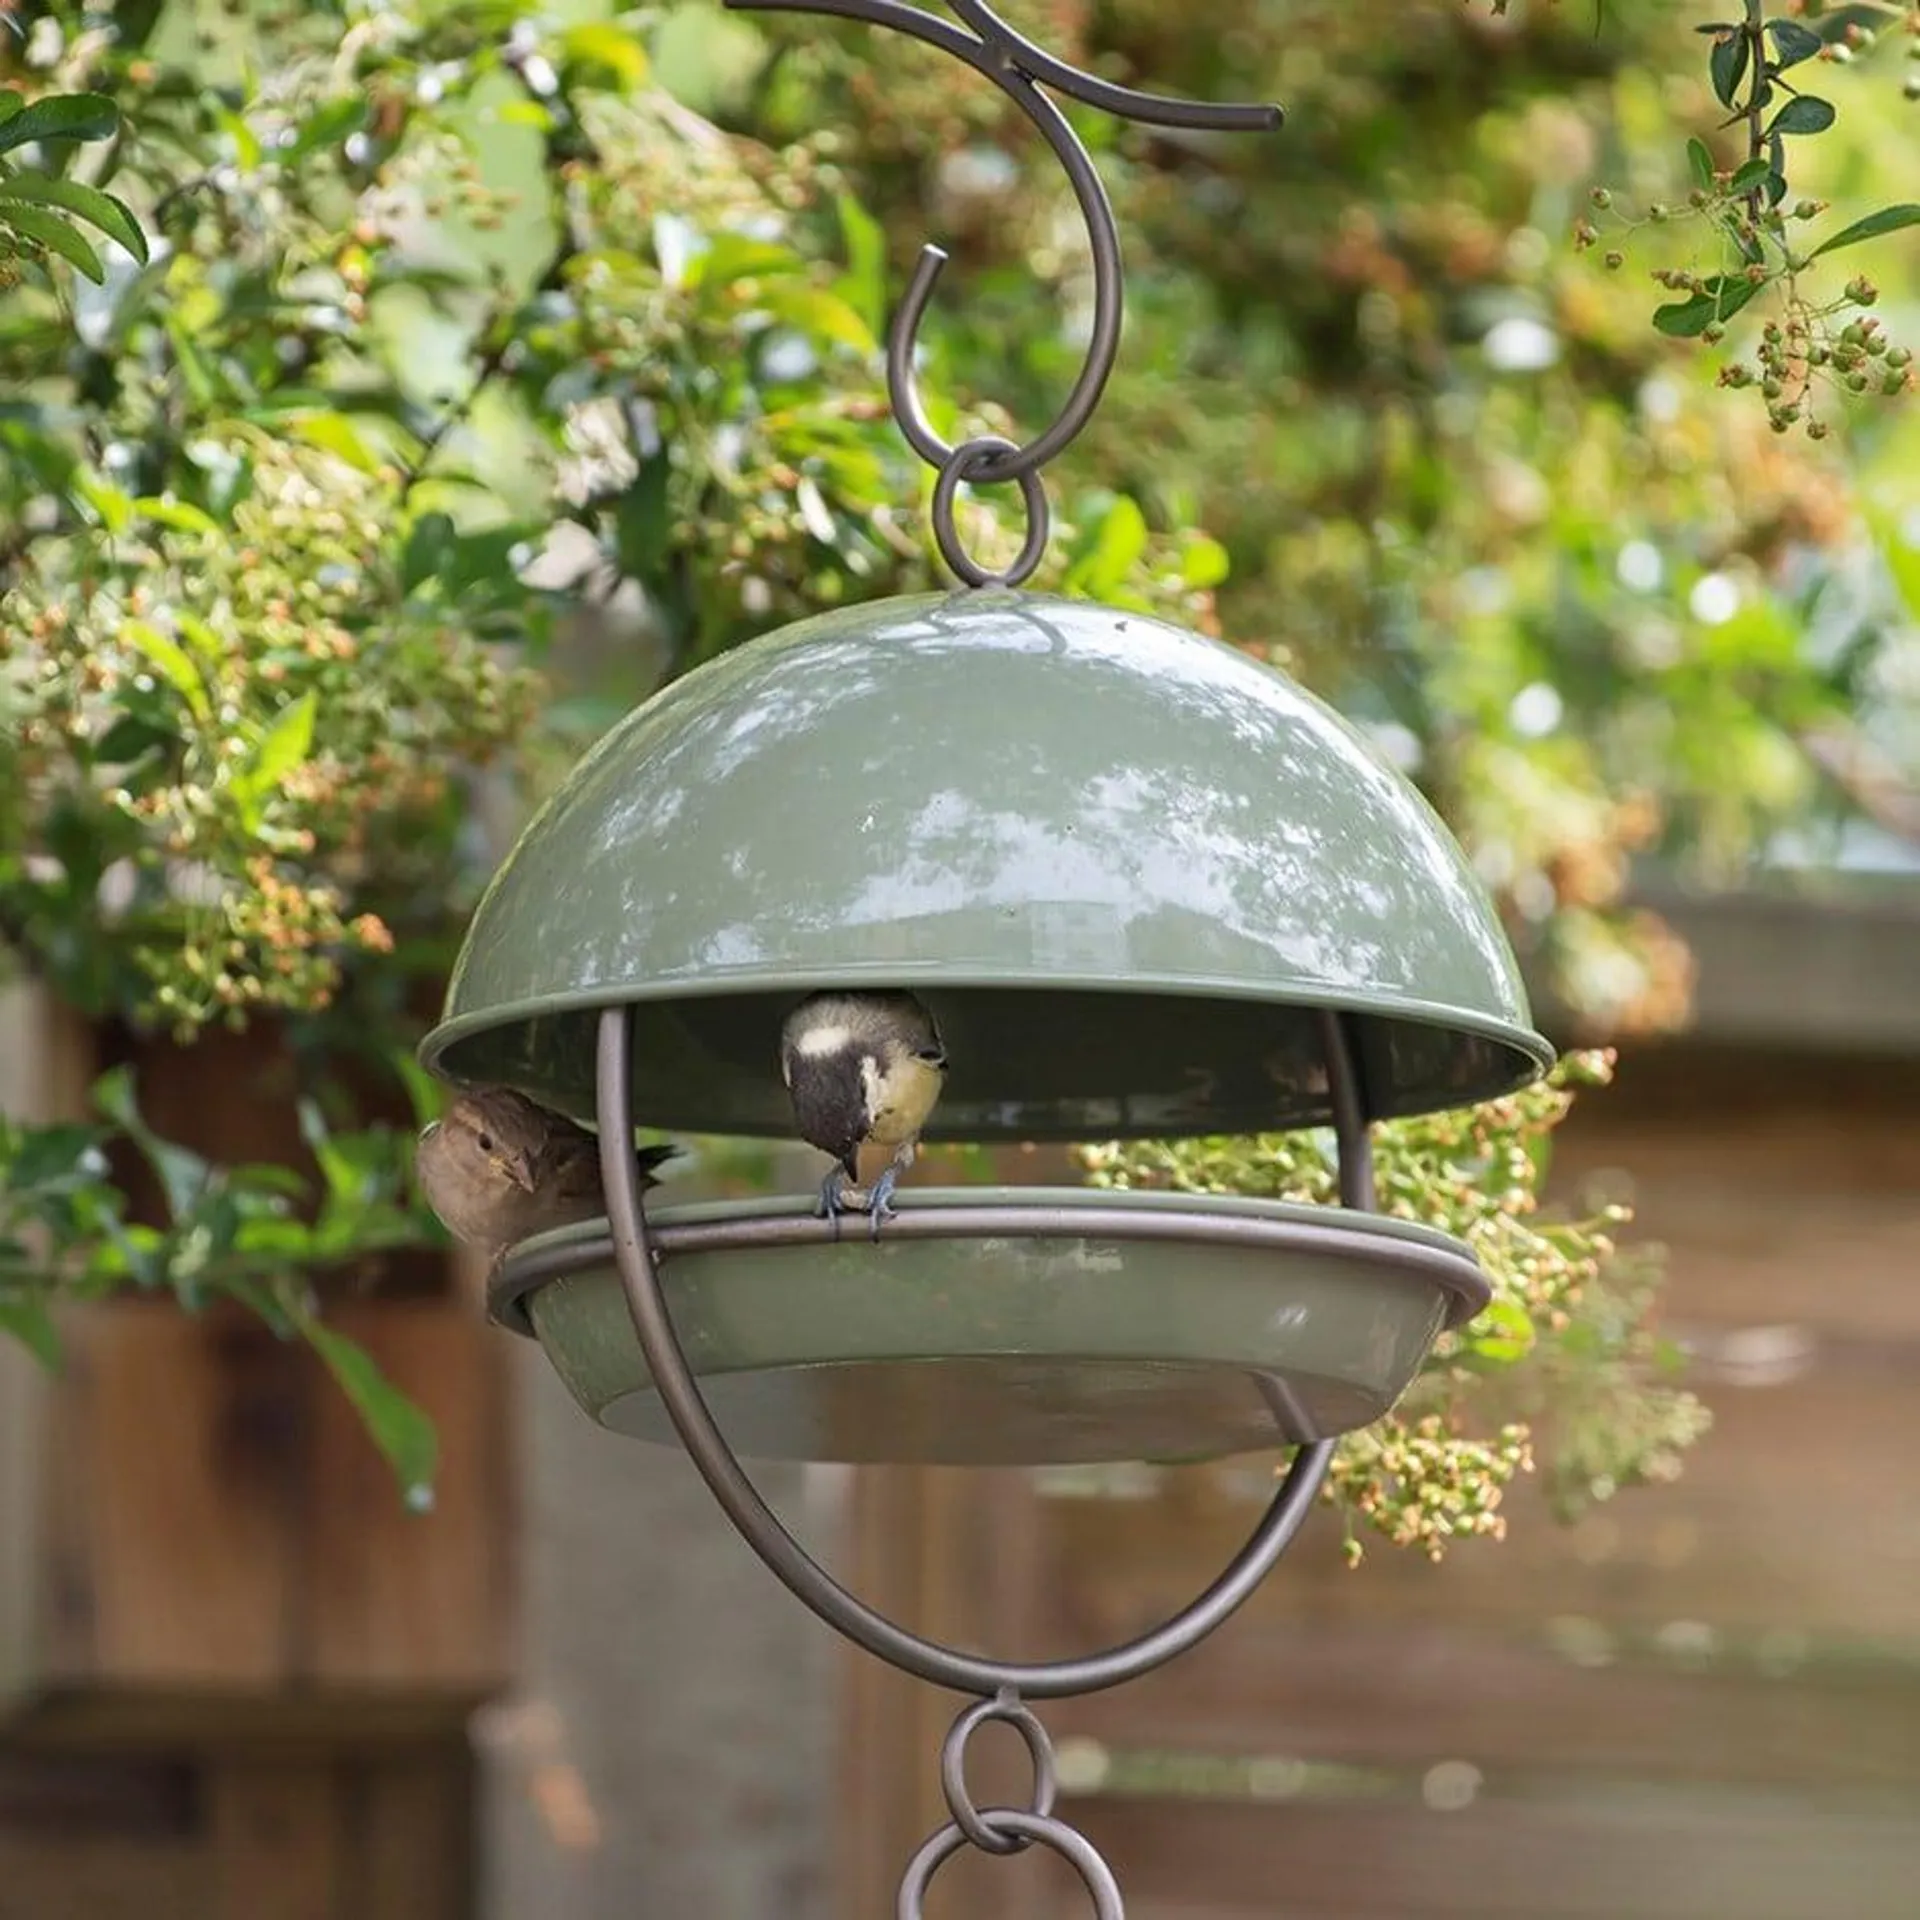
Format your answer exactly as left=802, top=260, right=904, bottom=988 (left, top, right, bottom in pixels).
left=815, top=1166, right=865, bottom=1237
left=862, top=1164, right=903, bottom=1242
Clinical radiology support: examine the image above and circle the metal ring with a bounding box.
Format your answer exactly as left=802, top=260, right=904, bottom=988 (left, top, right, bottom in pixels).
left=596, top=1003, right=1336, bottom=1699
left=897, top=1811, right=1123, bottom=1920
left=941, top=1693, right=1058, bottom=1854
left=488, top=1197, right=1492, bottom=1342
left=931, top=435, right=1051, bottom=588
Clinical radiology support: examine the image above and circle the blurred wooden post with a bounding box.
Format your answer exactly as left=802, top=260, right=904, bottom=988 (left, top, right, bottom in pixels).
left=836, top=1463, right=1050, bottom=1920
left=0, top=981, right=513, bottom=1731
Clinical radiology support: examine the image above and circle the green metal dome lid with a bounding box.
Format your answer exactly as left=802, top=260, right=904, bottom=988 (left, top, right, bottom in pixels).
left=421, top=590, right=1551, bottom=1138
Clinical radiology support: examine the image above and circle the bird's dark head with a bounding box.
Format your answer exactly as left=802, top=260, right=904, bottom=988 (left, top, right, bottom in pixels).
left=779, top=991, right=947, bottom=1170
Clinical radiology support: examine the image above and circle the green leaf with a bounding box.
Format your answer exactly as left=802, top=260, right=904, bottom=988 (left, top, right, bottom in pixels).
left=1179, top=533, right=1231, bottom=591
left=122, top=619, right=213, bottom=722
left=297, top=1099, right=365, bottom=1207
left=279, top=97, right=368, bottom=165
left=401, top=511, right=457, bottom=592
left=495, top=100, right=555, bottom=130
left=93, top=713, right=176, bottom=762
left=1764, top=18, right=1823, bottom=68
left=834, top=192, right=887, bottom=337
left=231, top=692, right=316, bottom=825
left=390, top=1052, right=447, bottom=1134
left=0, top=1294, right=61, bottom=1368
left=613, top=457, right=673, bottom=580
left=1769, top=96, right=1835, bottom=137
left=212, top=107, right=263, bottom=172
left=0, top=91, right=118, bottom=156
left=73, top=468, right=133, bottom=534
left=561, top=22, right=651, bottom=88
left=694, top=231, right=807, bottom=291
left=1728, top=158, right=1773, bottom=193
left=1463, top=1296, right=1537, bottom=1366
left=132, top=495, right=220, bottom=535
left=284, top=408, right=378, bottom=471
left=758, top=282, right=877, bottom=357
left=6, top=1123, right=110, bottom=1194
left=91, top=1068, right=212, bottom=1223
left=0, top=173, right=147, bottom=262
left=1651, top=276, right=1762, bottom=336
left=1686, top=138, right=1714, bottom=193
left=1064, top=494, right=1149, bottom=599
left=299, top=1318, right=439, bottom=1510
left=1708, top=30, right=1749, bottom=110
left=2, top=203, right=104, bottom=281
left=1808, top=203, right=1920, bottom=261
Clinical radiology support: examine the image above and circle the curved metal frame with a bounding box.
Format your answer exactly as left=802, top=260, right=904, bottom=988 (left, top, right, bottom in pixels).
left=590, top=1000, right=1391, bottom=1700
left=597, top=1003, right=1337, bottom=1697
left=722, top=0, right=1281, bottom=586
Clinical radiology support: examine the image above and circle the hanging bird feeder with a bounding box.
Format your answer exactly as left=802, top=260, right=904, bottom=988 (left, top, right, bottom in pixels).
left=441, top=586, right=1541, bottom=1464
left=420, top=3, right=1552, bottom=1911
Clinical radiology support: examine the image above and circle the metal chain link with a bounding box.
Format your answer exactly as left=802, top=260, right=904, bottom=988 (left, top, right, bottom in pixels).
left=897, top=1693, right=1123, bottom=1919
left=939, top=1690, right=1059, bottom=1853
left=931, top=436, right=1052, bottom=589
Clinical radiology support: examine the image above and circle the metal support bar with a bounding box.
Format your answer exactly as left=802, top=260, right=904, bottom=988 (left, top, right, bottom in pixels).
left=595, top=1003, right=1335, bottom=1699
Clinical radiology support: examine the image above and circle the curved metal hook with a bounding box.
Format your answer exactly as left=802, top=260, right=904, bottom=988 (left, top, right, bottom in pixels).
left=724, top=0, right=1282, bottom=581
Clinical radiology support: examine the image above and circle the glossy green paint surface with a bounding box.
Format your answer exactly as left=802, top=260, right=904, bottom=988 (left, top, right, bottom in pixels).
left=423, top=591, right=1551, bottom=1135
left=492, top=1188, right=1476, bottom=1466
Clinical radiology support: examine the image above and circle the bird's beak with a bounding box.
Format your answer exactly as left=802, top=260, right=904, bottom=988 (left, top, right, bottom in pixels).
left=496, top=1151, right=537, bottom=1192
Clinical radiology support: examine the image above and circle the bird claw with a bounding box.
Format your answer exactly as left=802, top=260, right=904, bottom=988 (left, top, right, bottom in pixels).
left=816, top=1167, right=848, bottom=1222
left=816, top=1167, right=869, bottom=1239
left=863, top=1165, right=901, bottom=1241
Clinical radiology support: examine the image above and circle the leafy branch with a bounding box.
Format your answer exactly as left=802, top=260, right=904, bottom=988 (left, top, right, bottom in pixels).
left=0, top=89, right=148, bottom=288
left=1574, top=4, right=1918, bottom=435
left=0, top=1065, right=446, bottom=1505
left=1081, top=1054, right=1710, bottom=1565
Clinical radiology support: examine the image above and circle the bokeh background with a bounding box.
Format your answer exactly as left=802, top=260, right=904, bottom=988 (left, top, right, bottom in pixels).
left=2, top=0, right=1918, bottom=1914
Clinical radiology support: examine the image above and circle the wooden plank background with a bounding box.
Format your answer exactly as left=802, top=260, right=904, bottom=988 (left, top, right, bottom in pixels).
left=0, top=1745, right=471, bottom=1920
left=837, top=1045, right=1920, bottom=1918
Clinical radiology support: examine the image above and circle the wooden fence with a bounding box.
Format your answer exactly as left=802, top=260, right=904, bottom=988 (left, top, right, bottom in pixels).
left=837, top=1044, right=1920, bottom=1920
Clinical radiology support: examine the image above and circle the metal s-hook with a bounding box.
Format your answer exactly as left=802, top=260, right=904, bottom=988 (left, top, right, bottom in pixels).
left=722, top=0, right=1282, bottom=587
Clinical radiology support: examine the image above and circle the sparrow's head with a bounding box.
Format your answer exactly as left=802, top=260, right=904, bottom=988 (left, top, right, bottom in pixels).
left=415, top=1092, right=559, bottom=1240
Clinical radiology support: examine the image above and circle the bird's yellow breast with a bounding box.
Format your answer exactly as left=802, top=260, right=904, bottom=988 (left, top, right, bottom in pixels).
left=863, top=1053, right=945, bottom=1145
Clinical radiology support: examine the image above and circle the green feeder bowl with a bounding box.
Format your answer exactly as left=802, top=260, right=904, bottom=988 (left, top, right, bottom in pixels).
left=420, top=591, right=1550, bottom=1137
left=424, top=588, right=1549, bottom=1468
left=489, top=1189, right=1490, bottom=1466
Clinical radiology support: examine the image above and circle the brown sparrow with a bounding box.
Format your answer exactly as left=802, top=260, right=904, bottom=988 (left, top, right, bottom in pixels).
left=416, top=1087, right=676, bottom=1264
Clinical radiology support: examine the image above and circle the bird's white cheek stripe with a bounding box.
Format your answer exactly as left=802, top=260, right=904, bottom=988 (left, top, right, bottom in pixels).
left=794, top=1024, right=855, bottom=1058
